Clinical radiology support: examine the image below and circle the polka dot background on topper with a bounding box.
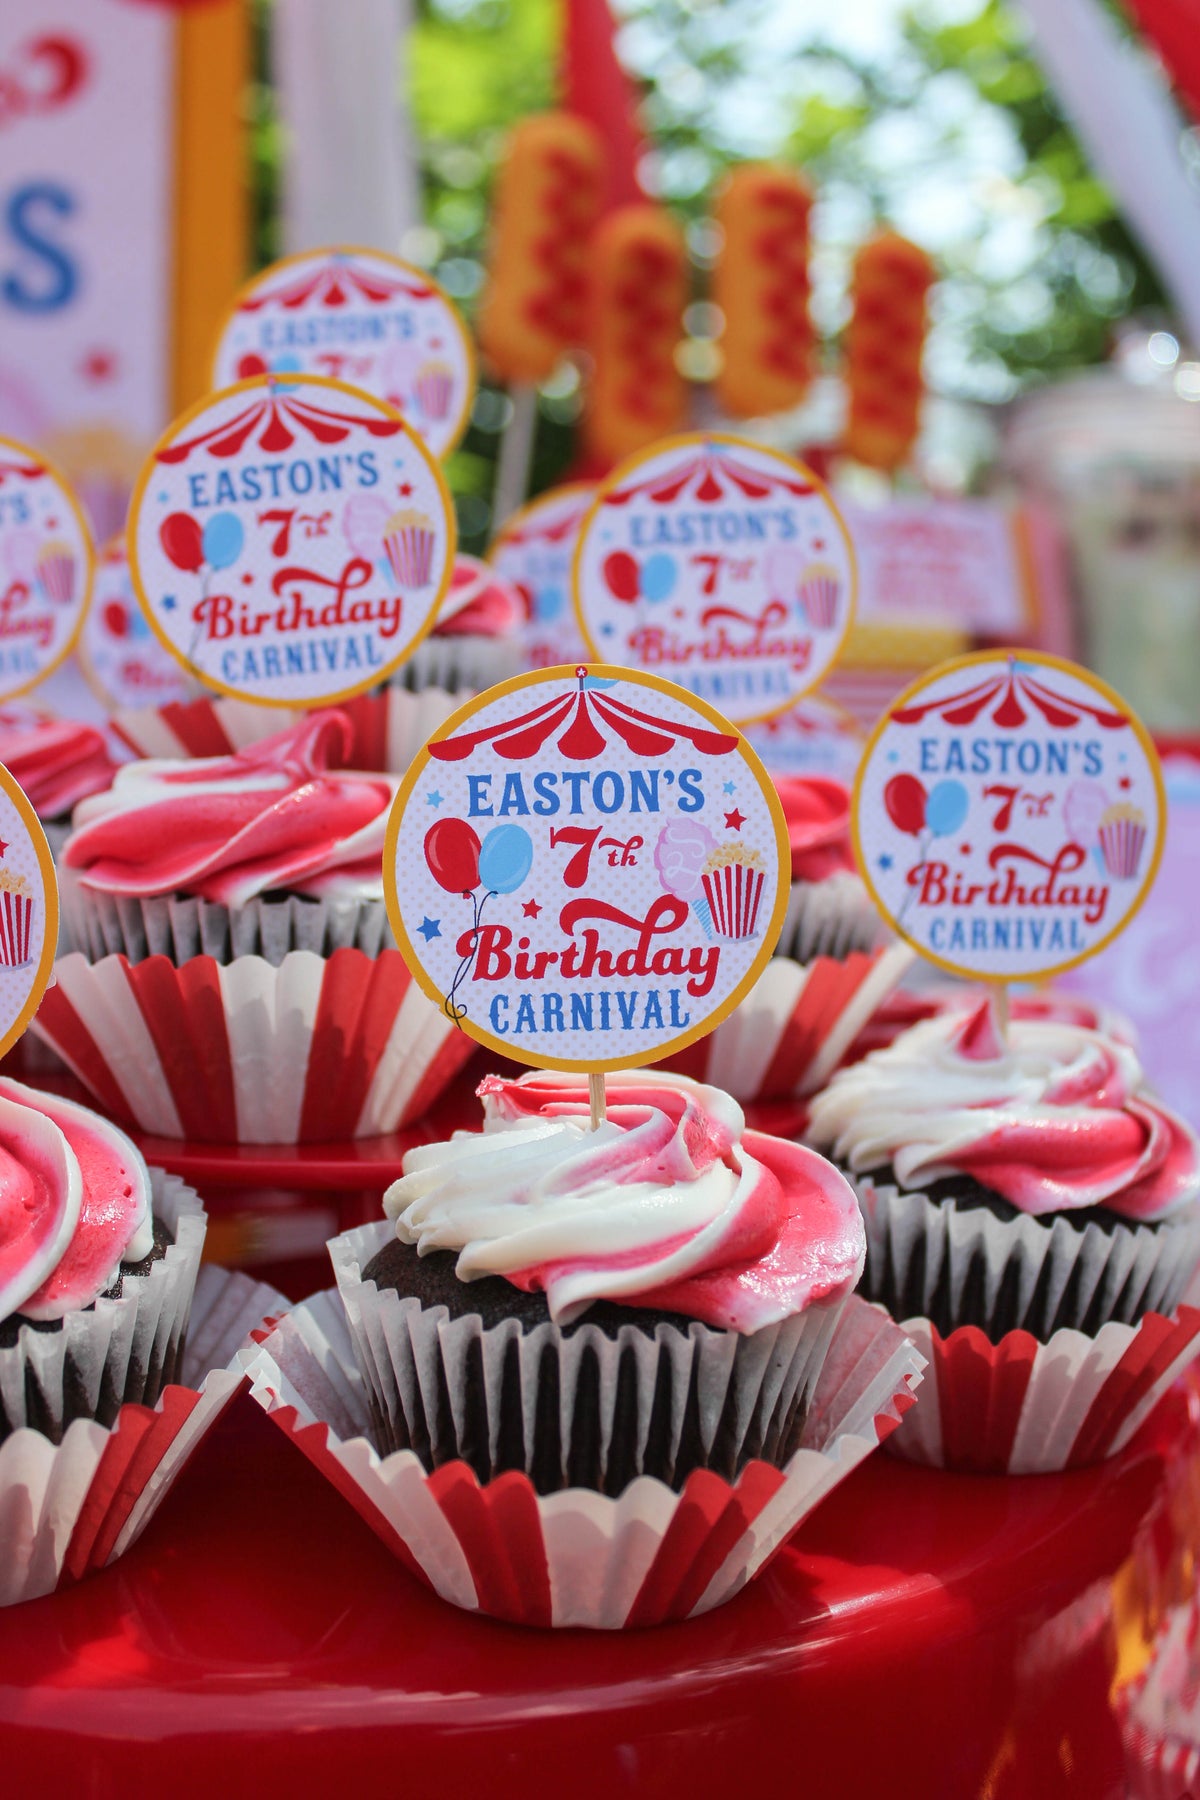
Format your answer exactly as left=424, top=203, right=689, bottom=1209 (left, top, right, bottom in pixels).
left=0, top=766, right=57, bottom=1060
left=0, top=435, right=94, bottom=703
left=852, top=650, right=1165, bottom=983
left=384, top=664, right=789, bottom=1072
left=211, top=248, right=476, bottom=460
left=128, top=374, right=456, bottom=709
left=573, top=433, right=856, bottom=729
left=80, top=538, right=192, bottom=711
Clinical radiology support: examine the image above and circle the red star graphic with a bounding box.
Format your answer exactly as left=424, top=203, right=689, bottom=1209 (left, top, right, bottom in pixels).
left=80, top=347, right=117, bottom=383
left=1118, top=775, right=1132, bottom=791
left=0, top=840, right=9, bottom=858
left=960, top=843, right=971, bottom=855
left=397, top=482, right=413, bottom=498
left=724, top=808, right=746, bottom=831
left=241, top=572, right=254, bottom=586
left=522, top=898, right=541, bottom=918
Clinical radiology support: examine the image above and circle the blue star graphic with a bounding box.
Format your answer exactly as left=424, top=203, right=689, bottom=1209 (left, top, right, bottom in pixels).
left=886, top=751, right=899, bottom=764
left=878, top=854, right=894, bottom=871
left=156, top=492, right=169, bottom=505
left=722, top=781, right=736, bottom=795
left=162, top=595, right=177, bottom=612
left=417, top=917, right=441, bottom=941
left=426, top=790, right=444, bottom=808
left=600, top=623, right=615, bottom=636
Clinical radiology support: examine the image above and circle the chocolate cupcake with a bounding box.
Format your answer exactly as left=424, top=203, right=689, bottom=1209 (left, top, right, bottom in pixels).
left=331, top=1069, right=865, bottom=1496
left=0, top=1076, right=206, bottom=1441
left=806, top=996, right=1200, bottom=1343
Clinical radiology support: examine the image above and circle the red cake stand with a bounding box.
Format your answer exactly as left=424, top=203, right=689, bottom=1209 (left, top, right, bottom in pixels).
left=0, top=1374, right=1195, bottom=1799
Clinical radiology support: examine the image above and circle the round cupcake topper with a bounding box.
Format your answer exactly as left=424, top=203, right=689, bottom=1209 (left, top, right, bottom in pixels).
left=211, top=248, right=476, bottom=459
left=80, top=537, right=193, bottom=712
left=852, top=650, right=1166, bottom=982
left=383, top=664, right=790, bottom=1071
left=0, top=765, right=57, bottom=1060
left=572, top=433, right=856, bottom=727
left=489, top=482, right=595, bottom=670
left=744, top=690, right=865, bottom=785
left=127, top=375, right=456, bottom=709
left=0, top=436, right=94, bottom=703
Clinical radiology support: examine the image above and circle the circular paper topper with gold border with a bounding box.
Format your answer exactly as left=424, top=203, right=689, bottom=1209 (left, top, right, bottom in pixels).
left=383, top=664, right=790, bottom=1072
left=211, top=247, right=477, bottom=461
left=489, top=481, right=596, bottom=670
left=0, top=765, right=58, bottom=1061
left=852, top=649, right=1166, bottom=983
left=572, top=433, right=856, bottom=729
left=0, top=435, right=95, bottom=704
left=127, top=374, right=456, bottom=710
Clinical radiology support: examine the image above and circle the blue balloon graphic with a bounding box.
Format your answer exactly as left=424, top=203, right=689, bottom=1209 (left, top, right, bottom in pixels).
left=641, top=552, right=677, bottom=603
left=478, top=824, right=533, bottom=895
left=926, top=779, right=969, bottom=838
left=203, top=511, right=244, bottom=572
left=538, top=583, right=565, bottom=622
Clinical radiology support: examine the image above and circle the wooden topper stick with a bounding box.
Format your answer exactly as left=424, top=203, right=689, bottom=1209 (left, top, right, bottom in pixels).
left=491, top=385, right=538, bottom=528
left=589, top=1070, right=606, bottom=1131
left=994, top=982, right=1010, bottom=1044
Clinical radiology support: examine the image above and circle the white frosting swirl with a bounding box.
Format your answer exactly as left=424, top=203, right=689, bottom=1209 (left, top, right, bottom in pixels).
left=383, top=1069, right=863, bottom=1329
left=806, top=1001, right=1200, bottom=1220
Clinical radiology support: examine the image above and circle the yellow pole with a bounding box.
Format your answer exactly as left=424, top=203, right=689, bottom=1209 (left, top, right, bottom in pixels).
left=171, top=0, right=250, bottom=415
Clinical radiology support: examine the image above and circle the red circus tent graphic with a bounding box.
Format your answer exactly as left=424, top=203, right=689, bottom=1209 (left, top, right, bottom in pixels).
left=0, top=456, right=44, bottom=487
left=891, top=661, right=1129, bottom=731
left=238, top=255, right=436, bottom=313
left=429, top=670, right=740, bottom=763
left=157, top=386, right=403, bottom=465
left=502, top=501, right=591, bottom=546
left=602, top=442, right=817, bottom=508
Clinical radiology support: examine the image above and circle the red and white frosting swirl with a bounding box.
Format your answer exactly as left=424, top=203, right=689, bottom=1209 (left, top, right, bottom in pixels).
left=0, top=708, right=117, bottom=820
left=384, top=1070, right=864, bottom=1330
left=63, top=710, right=397, bottom=907
left=807, top=998, right=1200, bottom=1221
left=434, top=556, right=523, bottom=638
left=774, top=776, right=857, bottom=884
left=0, top=1077, right=152, bottom=1322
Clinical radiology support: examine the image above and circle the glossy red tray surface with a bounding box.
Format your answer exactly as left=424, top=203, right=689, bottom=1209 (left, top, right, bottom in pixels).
left=0, top=1374, right=1195, bottom=1799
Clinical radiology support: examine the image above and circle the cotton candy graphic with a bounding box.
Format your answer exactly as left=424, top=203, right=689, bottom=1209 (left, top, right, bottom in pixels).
left=655, top=818, right=716, bottom=938
left=1064, top=780, right=1109, bottom=848
left=342, top=494, right=391, bottom=563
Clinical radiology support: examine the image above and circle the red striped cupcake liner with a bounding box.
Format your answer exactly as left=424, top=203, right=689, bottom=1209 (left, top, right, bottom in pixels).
left=30, top=947, right=476, bottom=1143
left=0, top=1264, right=285, bottom=1606
left=241, top=1290, right=924, bottom=1630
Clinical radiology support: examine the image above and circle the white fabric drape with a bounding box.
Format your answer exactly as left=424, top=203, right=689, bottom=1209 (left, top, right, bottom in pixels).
left=272, top=0, right=420, bottom=253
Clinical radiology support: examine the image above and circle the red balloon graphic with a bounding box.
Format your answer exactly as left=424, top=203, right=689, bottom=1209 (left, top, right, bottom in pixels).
left=424, top=818, right=482, bottom=894
left=884, top=773, right=927, bottom=837
left=159, top=512, right=205, bottom=574
left=237, top=352, right=269, bottom=379
left=102, top=601, right=128, bottom=638
left=602, top=551, right=640, bottom=603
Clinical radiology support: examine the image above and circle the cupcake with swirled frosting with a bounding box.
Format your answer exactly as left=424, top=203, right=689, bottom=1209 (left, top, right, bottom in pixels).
left=59, top=708, right=398, bottom=963
left=391, top=553, right=524, bottom=694
left=0, top=1076, right=206, bottom=1440
left=773, top=775, right=887, bottom=961
left=806, top=996, right=1200, bottom=1341
left=0, top=707, right=118, bottom=857
left=329, top=1069, right=865, bottom=1494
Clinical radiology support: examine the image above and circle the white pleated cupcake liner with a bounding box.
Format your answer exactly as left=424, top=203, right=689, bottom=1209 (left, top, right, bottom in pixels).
left=31, top=947, right=475, bottom=1143
left=389, top=634, right=522, bottom=694
left=60, top=867, right=393, bottom=967
left=241, top=1286, right=925, bottom=1628
left=775, top=871, right=888, bottom=963
left=0, top=1170, right=206, bottom=1441
left=854, top=1175, right=1200, bottom=1343
left=0, top=1263, right=287, bottom=1607
left=329, top=1221, right=844, bottom=1492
